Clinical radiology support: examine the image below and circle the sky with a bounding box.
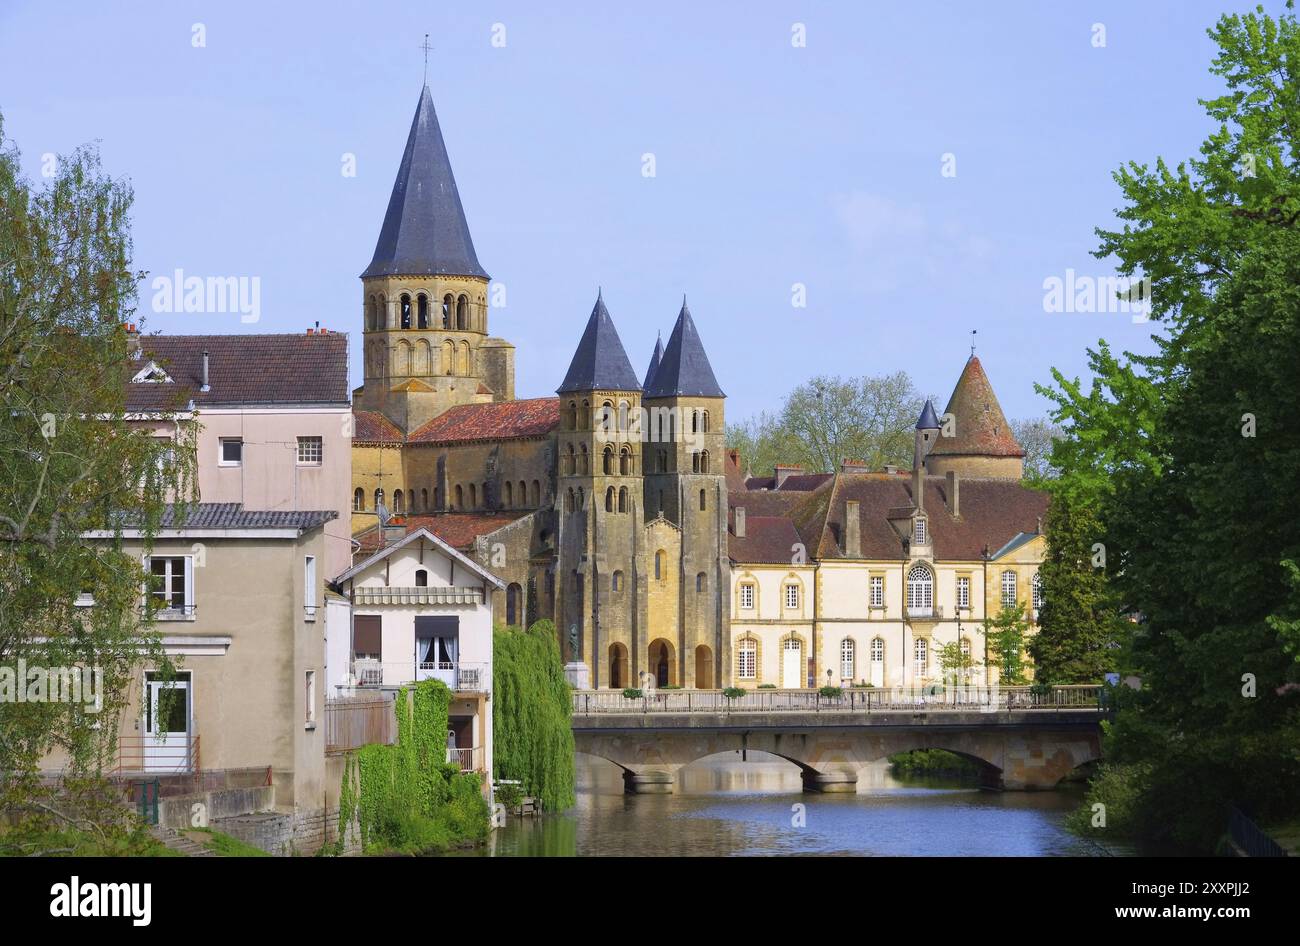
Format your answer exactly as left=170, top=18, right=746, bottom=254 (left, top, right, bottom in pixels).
left=0, top=0, right=1267, bottom=425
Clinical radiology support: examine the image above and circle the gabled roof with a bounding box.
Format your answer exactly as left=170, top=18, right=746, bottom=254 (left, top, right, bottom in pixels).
left=556, top=292, right=641, bottom=394
left=125, top=333, right=350, bottom=411
left=353, top=409, right=405, bottom=444
left=644, top=299, right=724, bottom=399
left=408, top=397, right=559, bottom=444
left=643, top=334, right=664, bottom=390
left=926, top=356, right=1024, bottom=458
left=362, top=84, right=488, bottom=279
left=337, top=527, right=505, bottom=588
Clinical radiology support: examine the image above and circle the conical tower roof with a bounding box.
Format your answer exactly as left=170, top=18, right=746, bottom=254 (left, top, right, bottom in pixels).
left=926, top=356, right=1024, bottom=458
left=643, top=298, right=724, bottom=398
left=362, top=84, right=488, bottom=279
left=915, top=399, right=941, bottom=430
left=643, top=334, right=664, bottom=390
left=556, top=292, right=642, bottom=394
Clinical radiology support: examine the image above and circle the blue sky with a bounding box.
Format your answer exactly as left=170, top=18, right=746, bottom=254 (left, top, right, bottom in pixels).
left=0, top=0, right=1265, bottom=423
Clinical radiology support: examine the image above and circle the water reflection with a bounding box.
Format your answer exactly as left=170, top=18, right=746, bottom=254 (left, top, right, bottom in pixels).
left=472, top=753, right=1130, bottom=857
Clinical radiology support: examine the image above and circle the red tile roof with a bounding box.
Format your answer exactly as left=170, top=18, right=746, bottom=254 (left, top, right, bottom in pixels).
left=926, top=356, right=1024, bottom=458
left=728, top=516, right=804, bottom=564
left=352, top=410, right=404, bottom=444
left=126, top=333, right=349, bottom=411
left=354, top=512, right=528, bottom=554
left=408, top=397, right=560, bottom=444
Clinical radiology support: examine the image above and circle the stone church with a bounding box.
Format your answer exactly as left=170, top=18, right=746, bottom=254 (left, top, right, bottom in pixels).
left=350, top=84, right=729, bottom=690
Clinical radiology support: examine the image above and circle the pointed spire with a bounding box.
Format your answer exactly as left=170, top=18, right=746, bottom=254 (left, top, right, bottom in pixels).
left=643, top=332, right=664, bottom=390
left=556, top=292, right=642, bottom=394
left=926, top=356, right=1024, bottom=459
left=363, top=85, right=488, bottom=279
left=644, top=298, right=724, bottom=399
left=915, top=399, right=940, bottom=431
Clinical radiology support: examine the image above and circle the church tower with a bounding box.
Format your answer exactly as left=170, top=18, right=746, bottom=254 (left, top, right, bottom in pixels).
left=642, top=299, right=729, bottom=688
left=358, top=84, right=515, bottom=434
left=554, top=292, right=643, bottom=688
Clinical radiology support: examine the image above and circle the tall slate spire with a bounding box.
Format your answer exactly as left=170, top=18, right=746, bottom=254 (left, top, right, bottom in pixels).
left=362, top=84, right=488, bottom=279
left=556, top=291, right=642, bottom=394
left=915, top=399, right=940, bottom=430
left=643, top=297, right=724, bottom=398
left=643, top=333, right=664, bottom=390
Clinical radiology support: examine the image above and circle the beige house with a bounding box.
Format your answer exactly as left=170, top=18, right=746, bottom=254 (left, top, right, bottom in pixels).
left=728, top=356, right=1048, bottom=690
left=333, top=528, right=502, bottom=777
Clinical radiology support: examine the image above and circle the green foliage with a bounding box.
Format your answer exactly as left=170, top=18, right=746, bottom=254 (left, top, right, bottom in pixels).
left=492, top=620, right=576, bottom=812
left=934, top=638, right=981, bottom=685
left=985, top=604, right=1030, bottom=685
left=818, top=686, right=843, bottom=699
left=621, top=688, right=643, bottom=699
left=1065, top=761, right=1151, bottom=840
left=722, top=687, right=746, bottom=699
left=494, top=781, right=523, bottom=811
left=0, top=110, right=199, bottom=814
left=1041, top=4, right=1300, bottom=849
left=339, top=680, right=489, bottom=856
left=189, top=827, right=271, bottom=857
left=888, top=749, right=982, bottom=779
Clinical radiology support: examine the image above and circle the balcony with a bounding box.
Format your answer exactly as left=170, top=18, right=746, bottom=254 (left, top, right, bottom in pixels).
left=351, top=659, right=490, bottom=693
left=447, top=746, right=485, bottom=773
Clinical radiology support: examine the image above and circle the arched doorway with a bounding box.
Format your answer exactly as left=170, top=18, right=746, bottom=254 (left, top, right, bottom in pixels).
left=608, top=643, right=629, bottom=690
left=647, top=639, right=676, bottom=688
left=695, top=645, right=713, bottom=689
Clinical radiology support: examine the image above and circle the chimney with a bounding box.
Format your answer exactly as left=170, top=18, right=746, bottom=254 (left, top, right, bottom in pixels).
left=734, top=506, right=746, bottom=539
left=883, top=464, right=899, bottom=475
left=200, top=350, right=210, bottom=393
left=912, top=463, right=924, bottom=512
left=946, top=470, right=960, bottom=518
left=840, top=458, right=870, bottom=474
left=845, top=500, right=860, bottom=557
left=125, top=323, right=141, bottom=360
left=774, top=463, right=802, bottom=488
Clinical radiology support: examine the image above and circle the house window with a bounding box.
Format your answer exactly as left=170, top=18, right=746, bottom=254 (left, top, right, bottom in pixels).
left=147, top=556, right=192, bottom=614
left=907, top=563, right=933, bottom=613
left=219, top=437, right=243, bottom=466
left=297, top=436, right=323, bottom=465
left=353, top=488, right=364, bottom=511
left=914, top=638, right=928, bottom=679
left=737, top=638, right=756, bottom=680
left=785, top=583, right=800, bottom=610
left=304, top=556, right=316, bottom=620
left=840, top=638, right=855, bottom=681
left=739, top=583, right=755, bottom=610
left=869, top=575, right=884, bottom=608
left=305, top=670, right=316, bottom=723
left=960, top=637, right=971, bottom=659
left=1001, top=570, right=1017, bottom=610
left=415, top=569, right=428, bottom=587
left=870, top=637, right=884, bottom=664
left=956, top=575, right=970, bottom=611
left=914, top=517, right=927, bottom=545
left=1032, top=572, right=1043, bottom=610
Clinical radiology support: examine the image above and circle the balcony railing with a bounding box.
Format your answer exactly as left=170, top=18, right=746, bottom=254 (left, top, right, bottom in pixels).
left=351, top=660, right=490, bottom=692
left=447, top=746, right=484, bottom=773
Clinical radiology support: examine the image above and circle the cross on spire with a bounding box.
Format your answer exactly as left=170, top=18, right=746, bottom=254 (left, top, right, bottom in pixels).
left=420, top=33, right=432, bottom=82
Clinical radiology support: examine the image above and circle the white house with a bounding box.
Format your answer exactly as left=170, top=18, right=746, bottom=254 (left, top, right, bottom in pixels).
left=332, top=528, right=503, bottom=777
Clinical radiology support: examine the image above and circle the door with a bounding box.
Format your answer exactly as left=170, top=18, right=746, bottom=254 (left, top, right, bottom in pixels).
left=870, top=639, right=884, bottom=688
left=144, top=673, right=191, bottom=772
left=781, top=639, right=802, bottom=689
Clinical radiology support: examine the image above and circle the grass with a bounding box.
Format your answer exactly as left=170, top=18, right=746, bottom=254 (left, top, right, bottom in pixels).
left=0, top=823, right=178, bottom=857
left=184, top=827, right=271, bottom=857
left=1262, top=816, right=1300, bottom=856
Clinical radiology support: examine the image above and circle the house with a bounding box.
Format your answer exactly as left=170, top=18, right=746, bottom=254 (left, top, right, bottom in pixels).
left=333, top=528, right=503, bottom=777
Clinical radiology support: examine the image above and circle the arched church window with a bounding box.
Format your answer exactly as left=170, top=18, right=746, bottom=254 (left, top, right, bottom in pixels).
left=700, top=450, right=709, bottom=474
left=442, top=294, right=453, bottom=329
left=618, top=487, right=628, bottom=512
left=603, top=446, right=614, bottom=475
left=400, top=294, right=412, bottom=330
left=620, top=447, right=631, bottom=475
left=393, top=489, right=404, bottom=514
left=353, top=488, right=364, bottom=511
left=417, top=294, right=429, bottom=329
left=605, top=487, right=615, bottom=512
left=374, top=488, right=384, bottom=510
left=456, top=295, right=468, bottom=330
left=469, top=483, right=477, bottom=508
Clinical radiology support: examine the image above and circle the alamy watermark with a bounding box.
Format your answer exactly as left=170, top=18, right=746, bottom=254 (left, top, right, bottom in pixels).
left=0, top=660, right=103, bottom=712
left=150, top=268, right=261, bottom=324
left=1042, top=269, right=1152, bottom=323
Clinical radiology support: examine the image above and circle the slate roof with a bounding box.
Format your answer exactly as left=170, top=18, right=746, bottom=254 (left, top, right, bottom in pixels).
left=728, top=516, right=804, bottom=564
left=916, top=399, right=941, bottom=430
left=643, top=300, right=724, bottom=399
left=362, top=84, right=488, bottom=279
left=727, top=472, right=1047, bottom=563
left=643, top=334, right=664, bottom=390
left=926, top=356, right=1024, bottom=458
left=352, top=410, right=404, bottom=444
left=125, top=333, right=350, bottom=411
left=112, top=503, right=337, bottom=532
left=353, top=512, right=528, bottom=554
left=408, top=397, right=560, bottom=444
left=556, top=293, right=642, bottom=394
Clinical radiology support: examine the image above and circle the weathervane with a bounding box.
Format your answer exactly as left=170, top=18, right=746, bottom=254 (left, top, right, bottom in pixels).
left=420, top=33, right=432, bottom=82
left=970, top=329, right=977, bottom=358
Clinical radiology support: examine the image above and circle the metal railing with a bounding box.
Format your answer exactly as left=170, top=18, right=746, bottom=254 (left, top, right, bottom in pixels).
left=351, top=660, right=490, bottom=692
left=326, top=694, right=397, bottom=752
left=572, top=685, right=1104, bottom=715
left=447, top=746, right=484, bottom=773
left=112, top=734, right=201, bottom=774
left=1227, top=806, right=1288, bottom=857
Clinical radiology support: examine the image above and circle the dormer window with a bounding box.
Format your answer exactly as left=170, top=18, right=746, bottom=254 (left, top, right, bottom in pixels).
left=131, top=361, right=173, bottom=384
left=914, top=516, right=927, bottom=545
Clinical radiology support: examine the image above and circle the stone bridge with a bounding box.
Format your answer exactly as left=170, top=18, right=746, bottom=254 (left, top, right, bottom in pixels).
left=572, top=706, right=1105, bottom=793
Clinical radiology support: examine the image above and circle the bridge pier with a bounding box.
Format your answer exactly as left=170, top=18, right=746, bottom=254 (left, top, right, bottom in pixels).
left=801, top=768, right=858, bottom=793
left=623, top=769, right=675, bottom=794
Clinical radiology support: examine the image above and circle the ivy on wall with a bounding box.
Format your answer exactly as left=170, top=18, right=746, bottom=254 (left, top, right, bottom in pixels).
left=336, top=679, right=489, bottom=855
left=492, top=619, right=576, bottom=812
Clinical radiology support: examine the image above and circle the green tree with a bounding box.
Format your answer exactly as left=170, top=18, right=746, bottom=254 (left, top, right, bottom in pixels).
left=934, top=638, right=980, bottom=686
left=727, top=372, right=931, bottom=475
left=985, top=604, right=1029, bottom=686
left=0, top=113, right=196, bottom=830
left=1010, top=416, right=1063, bottom=482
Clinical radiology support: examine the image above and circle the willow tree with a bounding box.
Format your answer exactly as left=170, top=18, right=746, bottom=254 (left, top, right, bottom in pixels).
left=0, top=111, right=195, bottom=826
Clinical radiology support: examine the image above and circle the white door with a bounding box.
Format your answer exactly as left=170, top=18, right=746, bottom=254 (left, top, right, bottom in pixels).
left=144, top=676, right=191, bottom=772
left=781, top=639, right=803, bottom=689
left=870, top=644, right=884, bottom=688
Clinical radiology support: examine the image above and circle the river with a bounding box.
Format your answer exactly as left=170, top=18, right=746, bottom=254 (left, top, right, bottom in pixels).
left=471, top=754, right=1136, bottom=857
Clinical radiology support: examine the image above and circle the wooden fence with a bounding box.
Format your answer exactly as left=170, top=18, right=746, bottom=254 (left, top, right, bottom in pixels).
left=325, top=694, right=396, bottom=753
